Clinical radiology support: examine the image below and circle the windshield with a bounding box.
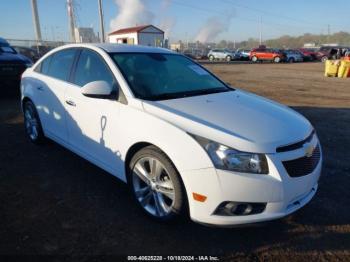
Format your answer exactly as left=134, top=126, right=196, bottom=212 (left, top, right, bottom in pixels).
left=0, top=46, right=16, bottom=54
left=110, top=53, right=231, bottom=101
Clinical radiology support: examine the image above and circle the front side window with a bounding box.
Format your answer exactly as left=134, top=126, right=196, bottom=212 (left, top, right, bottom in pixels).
left=46, top=49, right=77, bottom=81
left=73, top=49, right=115, bottom=89
left=111, top=53, right=230, bottom=101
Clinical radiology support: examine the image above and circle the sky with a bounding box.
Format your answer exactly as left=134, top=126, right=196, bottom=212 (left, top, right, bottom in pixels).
left=1, top=0, right=350, bottom=43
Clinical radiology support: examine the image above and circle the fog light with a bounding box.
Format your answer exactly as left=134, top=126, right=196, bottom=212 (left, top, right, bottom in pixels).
left=214, top=201, right=266, bottom=216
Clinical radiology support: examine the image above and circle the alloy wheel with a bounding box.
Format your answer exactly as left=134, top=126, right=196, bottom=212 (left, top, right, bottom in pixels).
left=132, top=156, right=175, bottom=218
left=24, top=105, right=39, bottom=141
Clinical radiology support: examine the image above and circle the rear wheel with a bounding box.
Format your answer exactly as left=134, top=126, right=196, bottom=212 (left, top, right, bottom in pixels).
left=209, top=55, right=214, bottom=61
left=251, top=56, right=258, bottom=62
left=321, top=56, right=328, bottom=62
left=226, top=55, right=232, bottom=62
left=288, top=57, right=295, bottom=63
left=128, top=146, right=186, bottom=221
left=23, top=100, right=45, bottom=144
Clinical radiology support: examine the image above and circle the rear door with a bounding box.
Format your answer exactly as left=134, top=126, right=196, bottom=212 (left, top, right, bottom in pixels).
left=33, top=48, right=78, bottom=143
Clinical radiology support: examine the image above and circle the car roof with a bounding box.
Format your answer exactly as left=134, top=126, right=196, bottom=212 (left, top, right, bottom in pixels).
left=62, top=43, right=175, bottom=54
left=0, top=37, right=10, bottom=46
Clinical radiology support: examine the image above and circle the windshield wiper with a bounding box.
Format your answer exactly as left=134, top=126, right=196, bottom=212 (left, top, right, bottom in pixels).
left=149, top=87, right=232, bottom=101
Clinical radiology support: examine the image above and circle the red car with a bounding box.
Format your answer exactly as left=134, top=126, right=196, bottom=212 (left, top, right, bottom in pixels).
left=298, top=48, right=318, bottom=61
left=249, top=48, right=285, bottom=63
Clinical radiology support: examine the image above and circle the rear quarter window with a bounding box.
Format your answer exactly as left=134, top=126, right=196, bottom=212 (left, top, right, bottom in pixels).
left=34, top=56, right=52, bottom=74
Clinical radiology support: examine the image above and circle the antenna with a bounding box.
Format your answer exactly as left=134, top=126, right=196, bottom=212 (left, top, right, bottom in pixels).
left=30, top=0, right=42, bottom=42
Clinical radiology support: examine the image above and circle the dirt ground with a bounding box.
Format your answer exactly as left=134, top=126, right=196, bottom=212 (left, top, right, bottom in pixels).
left=0, top=62, right=349, bottom=261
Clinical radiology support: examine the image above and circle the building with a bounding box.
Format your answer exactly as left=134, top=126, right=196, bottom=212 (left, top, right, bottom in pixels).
left=108, top=25, right=164, bottom=47
left=74, top=27, right=99, bottom=43
left=170, top=42, right=184, bottom=52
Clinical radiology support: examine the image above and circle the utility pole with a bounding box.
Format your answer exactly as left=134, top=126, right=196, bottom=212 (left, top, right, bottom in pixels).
left=30, top=0, right=42, bottom=42
left=67, top=0, right=76, bottom=42
left=327, top=24, right=331, bottom=43
left=98, top=0, right=105, bottom=43
left=259, top=16, right=262, bottom=45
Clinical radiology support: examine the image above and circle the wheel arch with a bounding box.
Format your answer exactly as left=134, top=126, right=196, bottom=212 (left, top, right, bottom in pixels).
left=124, top=141, right=190, bottom=211
left=124, top=141, right=185, bottom=183
left=21, top=96, right=33, bottom=112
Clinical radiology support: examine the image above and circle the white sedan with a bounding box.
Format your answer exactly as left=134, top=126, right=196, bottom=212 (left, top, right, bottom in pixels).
left=21, top=44, right=322, bottom=226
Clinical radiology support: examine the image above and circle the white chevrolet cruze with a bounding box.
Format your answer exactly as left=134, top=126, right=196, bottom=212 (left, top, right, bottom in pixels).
left=21, top=44, right=322, bottom=226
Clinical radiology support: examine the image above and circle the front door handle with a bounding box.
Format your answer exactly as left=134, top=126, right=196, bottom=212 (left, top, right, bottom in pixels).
left=65, top=100, right=76, bottom=107
left=37, top=86, right=44, bottom=91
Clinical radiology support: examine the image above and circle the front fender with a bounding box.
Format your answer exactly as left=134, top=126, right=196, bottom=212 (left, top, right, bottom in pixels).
left=118, top=103, right=214, bottom=177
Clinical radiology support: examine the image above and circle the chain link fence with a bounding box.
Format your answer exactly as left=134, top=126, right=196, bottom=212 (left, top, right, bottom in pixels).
left=6, top=38, right=72, bottom=58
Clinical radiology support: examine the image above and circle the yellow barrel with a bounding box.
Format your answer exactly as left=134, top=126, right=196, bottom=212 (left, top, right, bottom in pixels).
left=337, top=60, right=350, bottom=78
left=325, top=60, right=340, bottom=77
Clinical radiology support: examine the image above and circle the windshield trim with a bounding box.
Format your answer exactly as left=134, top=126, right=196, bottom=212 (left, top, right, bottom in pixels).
left=108, top=52, right=234, bottom=101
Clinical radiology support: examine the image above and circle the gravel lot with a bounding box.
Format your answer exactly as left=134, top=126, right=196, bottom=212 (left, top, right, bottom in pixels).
left=0, top=62, right=349, bottom=261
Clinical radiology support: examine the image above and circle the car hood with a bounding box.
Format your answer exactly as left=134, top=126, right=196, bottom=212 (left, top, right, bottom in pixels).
left=0, top=52, right=31, bottom=64
left=142, top=90, right=313, bottom=153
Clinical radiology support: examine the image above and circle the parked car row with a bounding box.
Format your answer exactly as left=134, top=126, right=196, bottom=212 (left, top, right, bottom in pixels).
left=204, top=46, right=350, bottom=63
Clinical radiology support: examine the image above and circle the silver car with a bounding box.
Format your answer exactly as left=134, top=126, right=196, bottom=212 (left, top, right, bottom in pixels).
left=208, top=49, right=235, bottom=62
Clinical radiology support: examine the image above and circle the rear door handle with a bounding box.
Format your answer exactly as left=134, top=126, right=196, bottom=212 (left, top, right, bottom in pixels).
left=65, top=100, right=76, bottom=107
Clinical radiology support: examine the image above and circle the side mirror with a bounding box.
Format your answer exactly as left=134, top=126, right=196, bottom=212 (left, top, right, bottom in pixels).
left=81, top=80, right=113, bottom=98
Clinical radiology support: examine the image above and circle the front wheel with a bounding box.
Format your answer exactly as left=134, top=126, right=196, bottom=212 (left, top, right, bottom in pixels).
left=321, top=56, right=328, bottom=62
left=288, top=57, right=295, bottom=63
left=251, top=56, right=258, bottom=62
left=128, top=146, right=187, bottom=221
left=226, top=55, right=232, bottom=62
left=23, top=100, right=45, bottom=144
left=209, top=55, right=214, bottom=61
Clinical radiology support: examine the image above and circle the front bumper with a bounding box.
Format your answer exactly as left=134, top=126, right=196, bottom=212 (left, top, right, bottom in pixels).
left=181, top=138, right=322, bottom=226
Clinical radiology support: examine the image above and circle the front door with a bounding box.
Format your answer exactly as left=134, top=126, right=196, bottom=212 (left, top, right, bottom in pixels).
left=64, top=49, right=123, bottom=176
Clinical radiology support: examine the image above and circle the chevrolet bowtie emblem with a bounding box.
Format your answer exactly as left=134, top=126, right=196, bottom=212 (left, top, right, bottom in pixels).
left=304, top=143, right=315, bottom=157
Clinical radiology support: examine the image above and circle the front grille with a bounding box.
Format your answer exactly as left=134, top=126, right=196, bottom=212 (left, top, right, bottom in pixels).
left=282, top=145, right=321, bottom=177
left=0, top=64, right=26, bottom=77
left=277, top=130, right=315, bottom=152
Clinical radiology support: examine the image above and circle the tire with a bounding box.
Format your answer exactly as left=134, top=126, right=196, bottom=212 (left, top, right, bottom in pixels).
left=321, top=56, right=328, bottom=62
left=128, top=145, right=186, bottom=221
left=288, top=57, right=295, bottom=63
left=251, top=56, right=258, bottom=62
left=274, top=56, right=281, bottom=63
left=209, top=55, right=214, bottom=61
left=226, top=56, right=232, bottom=62
left=23, top=100, right=45, bottom=144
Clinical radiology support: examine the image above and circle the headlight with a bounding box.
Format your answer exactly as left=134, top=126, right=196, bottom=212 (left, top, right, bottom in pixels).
left=192, top=135, right=268, bottom=174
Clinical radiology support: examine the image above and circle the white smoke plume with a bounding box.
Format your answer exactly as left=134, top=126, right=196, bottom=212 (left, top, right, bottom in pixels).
left=195, top=10, right=236, bottom=43
left=109, top=0, right=154, bottom=31
left=159, top=0, right=176, bottom=38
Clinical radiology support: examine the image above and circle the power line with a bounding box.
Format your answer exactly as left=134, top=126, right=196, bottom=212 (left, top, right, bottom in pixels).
left=170, top=0, right=326, bottom=35
left=221, top=0, right=327, bottom=30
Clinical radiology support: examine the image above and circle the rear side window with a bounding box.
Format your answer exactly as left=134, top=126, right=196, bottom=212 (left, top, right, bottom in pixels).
left=47, top=49, right=77, bottom=81
left=73, top=49, right=115, bottom=88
